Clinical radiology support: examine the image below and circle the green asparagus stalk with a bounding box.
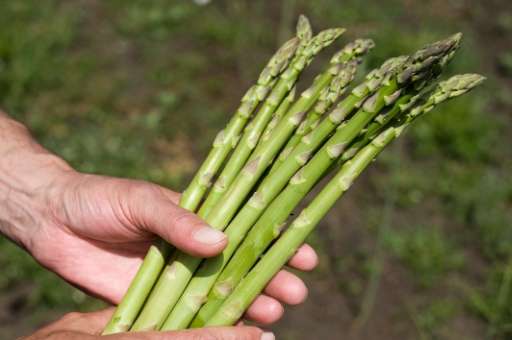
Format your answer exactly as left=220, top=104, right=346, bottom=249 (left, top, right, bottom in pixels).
left=102, top=35, right=300, bottom=337
left=260, top=86, right=297, bottom=144
left=205, top=73, right=485, bottom=327
left=191, top=35, right=462, bottom=326
left=271, top=39, right=376, bottom=172
left=161, top=56, right=363, bottom=331
left=130, top=27, right=345, bottom=332
left=197, top=27, right=345, bottom=219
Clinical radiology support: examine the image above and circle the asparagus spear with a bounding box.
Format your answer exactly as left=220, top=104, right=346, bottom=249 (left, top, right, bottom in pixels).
left=197, top=27, right=346, bottom=219
left=191, top=35, right=462, bottom=326
left=102, top=34, right=300, bottom=337
left=161, top=58, right=362, bottom=331
left=271, top=39, right=376, bottom=172
left=130, top=27, right=345, bottom=332
left=205, top=73, right=485, bottom=327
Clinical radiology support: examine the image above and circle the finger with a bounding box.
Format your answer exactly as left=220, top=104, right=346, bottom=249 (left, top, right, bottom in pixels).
left=244, top=294, right=284, bottom=325
left=287, top=243, right=319, bottom=271
left=106, top=326, right=273, bottom=340
left=127, top=182, right=227, bottom=257
left=263, top=270, right=308, bottom=305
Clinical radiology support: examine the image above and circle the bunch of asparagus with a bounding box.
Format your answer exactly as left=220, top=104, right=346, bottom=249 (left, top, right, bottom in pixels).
left=103, top=16, right=484, bottom=334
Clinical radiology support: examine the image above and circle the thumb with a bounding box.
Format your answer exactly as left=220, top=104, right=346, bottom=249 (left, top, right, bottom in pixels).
left=125, top=181, right=227, bottom=257
left=108, top=326, right=273, bottom=340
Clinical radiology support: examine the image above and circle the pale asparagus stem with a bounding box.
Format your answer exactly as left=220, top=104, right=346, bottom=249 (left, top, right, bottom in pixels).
left=271, top=39, right=375, bottom=173
left=197, top=27, right=346, bottom=220
left=192, top=34, right=463, bottom=326
left=161, top=32, right=363, bottom=332
left=102, top=35, right=300, bottom=337
left=130, top=28, right=345, bottom=332
left=205, top=73, right=485, bottom=327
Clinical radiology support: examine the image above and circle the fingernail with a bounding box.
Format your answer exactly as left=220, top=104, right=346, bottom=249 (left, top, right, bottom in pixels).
left=261, top=332, right=275, bottom=340
left=193, top=226, right=226, bottom=245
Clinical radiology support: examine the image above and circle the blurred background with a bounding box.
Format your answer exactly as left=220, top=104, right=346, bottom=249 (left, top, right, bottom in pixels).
left=0, top=0, right=510, bottom=339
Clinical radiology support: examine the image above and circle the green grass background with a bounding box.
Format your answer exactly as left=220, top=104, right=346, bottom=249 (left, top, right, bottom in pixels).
left=0, top=1, right=511, bottom=339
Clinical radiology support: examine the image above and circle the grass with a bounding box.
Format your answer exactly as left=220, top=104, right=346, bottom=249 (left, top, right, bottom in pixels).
left=0, top=0, right=510, bottom=339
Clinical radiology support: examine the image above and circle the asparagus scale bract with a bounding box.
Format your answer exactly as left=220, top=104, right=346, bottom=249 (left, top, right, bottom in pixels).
left=204, top=73, right=485, bottom=327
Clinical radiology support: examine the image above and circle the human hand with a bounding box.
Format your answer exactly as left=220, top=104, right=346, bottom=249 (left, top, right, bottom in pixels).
left=23, top=308, right=273, bottom=340
left=33, top=172, right=318, bottom=324
left=0, top=112, right=318, bottom=327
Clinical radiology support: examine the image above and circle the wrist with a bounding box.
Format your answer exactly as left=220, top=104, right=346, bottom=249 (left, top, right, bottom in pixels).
left=0, top=112, right=76, bottom=249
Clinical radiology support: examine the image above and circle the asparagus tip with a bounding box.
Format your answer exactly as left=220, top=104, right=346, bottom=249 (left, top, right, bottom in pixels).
left=439, top=73, right=486, bottom=98
left=397, top=33, right=464, bottom=84
left=409, top=73, right=485, bottom=117
left=296, top=15, right=313, bottom=42
left=258, top=37, right=300, bottom=83
left=330, top=38, right=376, bottom=64
left=301, top=27, right=346, bottom=57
